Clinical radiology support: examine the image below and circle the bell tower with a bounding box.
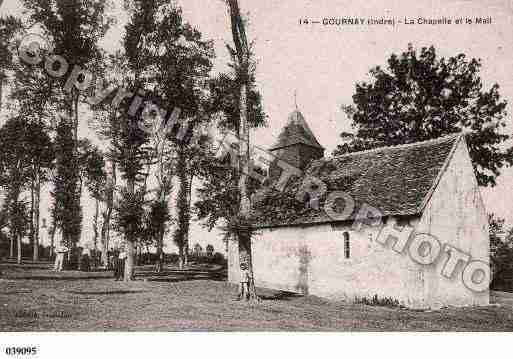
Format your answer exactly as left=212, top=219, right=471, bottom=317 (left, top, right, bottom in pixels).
left=268, top=109, right=324, bottom=181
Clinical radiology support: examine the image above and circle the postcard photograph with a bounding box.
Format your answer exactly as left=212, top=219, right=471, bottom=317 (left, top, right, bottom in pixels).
left=1, top=0, right=513, bottom=344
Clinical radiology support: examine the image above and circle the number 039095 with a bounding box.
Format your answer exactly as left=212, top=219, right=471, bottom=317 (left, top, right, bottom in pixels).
left=4, top=347, right=38, bottom=356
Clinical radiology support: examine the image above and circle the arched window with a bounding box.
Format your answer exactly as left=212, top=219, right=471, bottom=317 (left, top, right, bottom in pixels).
left=343, top=232, right=350, bottom=259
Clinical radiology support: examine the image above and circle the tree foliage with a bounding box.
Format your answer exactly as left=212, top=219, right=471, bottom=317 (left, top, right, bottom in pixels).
left=143, top=199, right=171, bottom=248
left=123, top=0, right=216, bottom=267
left=82, top=144, right=107, bottom=201
left=21, top=0, right=113, bottom=254
left=0, top=15, right=23, bottom=110
left=489, top=214, right=513, bottom=288
left=335, top=45, right=511, bottom=186
left=113, top=187, right=146, bottom=241
left=51, top=117, right=82, bottom=247
left=195, top=54, right=267, bottom=231
left=0, top=117, right=49, bottom=262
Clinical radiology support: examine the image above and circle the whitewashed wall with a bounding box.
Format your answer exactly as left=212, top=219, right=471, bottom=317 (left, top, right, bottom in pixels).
left=229, top=218, right=427, bottom=308
left=416, top=137, right=489, bottom=308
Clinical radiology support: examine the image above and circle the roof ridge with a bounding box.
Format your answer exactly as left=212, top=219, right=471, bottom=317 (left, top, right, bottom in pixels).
left=417, top=134, right=465, bottom=213
left=328, top=133, right=463, bottom=160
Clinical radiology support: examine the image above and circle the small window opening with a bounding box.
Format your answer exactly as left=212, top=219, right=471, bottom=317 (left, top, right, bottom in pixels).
left=343, top=232, right=350, bottom=259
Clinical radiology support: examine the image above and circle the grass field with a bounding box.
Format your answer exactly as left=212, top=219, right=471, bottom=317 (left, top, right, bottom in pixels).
left=1, top=262, right=513, bottom=331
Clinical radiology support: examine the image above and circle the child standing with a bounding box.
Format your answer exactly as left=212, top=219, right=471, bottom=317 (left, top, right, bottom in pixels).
left=54, top=243, right=68, bottom=271
left=237, top=262, right=251, bottom=300
left=117, top=248, right=127, bottom=280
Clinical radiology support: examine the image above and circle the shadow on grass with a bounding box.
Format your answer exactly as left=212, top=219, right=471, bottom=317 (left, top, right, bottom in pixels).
left=67, top=290, right=147, bottom=295
left=259, top=291, right=303, bottom=301
left=145, top=271, right=227, bottom=283
left=3, top=275, right=113, bottom=281
left=137, top=266, right=227, bottom=283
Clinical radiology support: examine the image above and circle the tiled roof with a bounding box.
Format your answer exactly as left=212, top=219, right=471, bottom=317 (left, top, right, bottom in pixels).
left=269, top=110, right=324, bottom=150
left=253, top=134, right=463, bottom=227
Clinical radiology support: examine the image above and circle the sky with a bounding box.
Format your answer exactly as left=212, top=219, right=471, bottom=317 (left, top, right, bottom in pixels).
left=1, top=0, right=513, bottom=252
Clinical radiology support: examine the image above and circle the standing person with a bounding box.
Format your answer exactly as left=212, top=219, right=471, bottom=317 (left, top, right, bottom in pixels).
left=237, top=262, right=251, bottom=301
left=81, top=246, right=91, bottom=272
left=54, top=242, right=68, bottom=272
left=108, top=251, right=115, bottom=271
left=113, top=251, right=121, bottom=280
left=77, top=247, right=83, bottom=271
left=118, top=248, right=127, bottom=280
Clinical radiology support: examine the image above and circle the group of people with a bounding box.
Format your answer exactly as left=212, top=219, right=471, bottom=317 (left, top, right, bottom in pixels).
left=51, top=243, right=250, bottom=298
left=53, top=242, right=127, bottom=281
left=53, top=244, right=93, bottom=272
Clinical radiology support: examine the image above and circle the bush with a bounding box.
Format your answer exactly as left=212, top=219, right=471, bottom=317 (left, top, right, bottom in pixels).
left=212, top=252, right=227, bottom=266
left=190, top=252, right=227, bottom=266
left=164, top=253, right=180, bottom=264
left=354, top=294, right=401, bottom=308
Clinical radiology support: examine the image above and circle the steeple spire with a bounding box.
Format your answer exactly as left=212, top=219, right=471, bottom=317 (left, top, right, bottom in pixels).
left=268, top=109, right=324, bottom=175
left=270, top=109, right=324, bottom=151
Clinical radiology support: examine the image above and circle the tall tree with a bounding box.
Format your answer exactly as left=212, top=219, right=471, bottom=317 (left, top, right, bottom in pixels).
left=89, top=53, right=124, bottom=266
left=174, top=145, right=192, bottom=269
left=226, top=0, right=256, bottom=299
left=147, top=125, right=174, bottom=272
left=51, top=116, right=82, bottom=264
left=22, top=0, right=113, bottom=253
left=123, top=0, right=215, bottom=271
left=335, top=44, right=512, bottom=187
left=8, top=61, right=55, bottom=261
left=24, top=121, right=53, bottom=261
left=116, top=0, right=164, bottom=281
left=0, top=117, right=35, bottom=263
left=112, top=114, right=149, bottom=281
left=83, top=145, right=107, bottom=257
left=195, top=54, right=266, bottom=295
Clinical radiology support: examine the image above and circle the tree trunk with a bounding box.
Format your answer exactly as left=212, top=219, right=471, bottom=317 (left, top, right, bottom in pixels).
left=237, top=84, right=258, bottom=300
left=93, top=199, right=99, bottom=251
left=9, top=237, right=14, bottom=258
left=49, top=225, right=55, bottom=260
left=155, top=230, right=164, bottom=272
left=16, top=233, right=22, bottom=265
left=124, top=178, right=136, bottom=281
left=178, top=245, right=185, bottom=270
left=33, top=172, right=41, bottom=261
left=70, top=91, right=80, bottom=256
left=101, top=160, right=116, bottom=266
left=227, top=0, right=258, bottom=301
left=0, top=72, right=3, bottom=112
left=184, top=173, right=193, bottom=267
left=184, top=240, right=189, bottom=266
left=136, top=243, right=142, bottom=266
left=175, top=146, right=191, bottom=270
left=29, top=178, right=35, bottom=256
left=100, top=212, right=110, bottom=266
left=124, top=239, right=135, bottom=282
left=90, top=198, right=99, bottom=268
left=183, top=230, right=189, bottom=267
